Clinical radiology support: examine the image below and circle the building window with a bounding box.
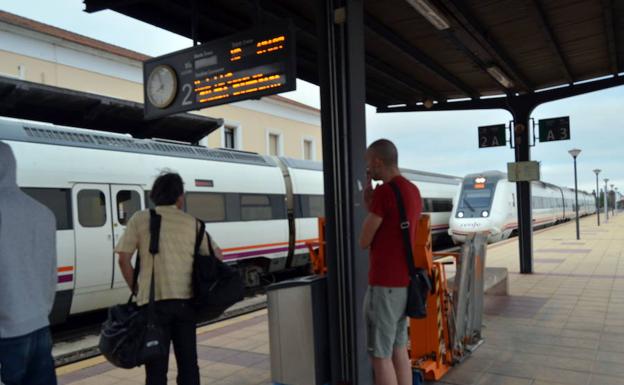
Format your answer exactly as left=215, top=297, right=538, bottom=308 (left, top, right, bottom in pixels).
left=269, top=133, right=281, bottom=156
left=224, top=127, right=236, bottom=149
left=303, top=139, right=314, bottom=160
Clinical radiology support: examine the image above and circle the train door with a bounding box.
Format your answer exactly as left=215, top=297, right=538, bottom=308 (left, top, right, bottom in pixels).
left=72, top=184, right=114, bottom=296
left=111, top=185, right=145, bottom=289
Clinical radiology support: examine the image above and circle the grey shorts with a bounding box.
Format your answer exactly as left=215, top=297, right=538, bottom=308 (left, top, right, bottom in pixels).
left=363, top=286, right=408, bottom=358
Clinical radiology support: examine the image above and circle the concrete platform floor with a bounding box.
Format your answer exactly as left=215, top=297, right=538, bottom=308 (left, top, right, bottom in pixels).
left=56, top=212, right=624, bottom=385
left=434, top=212, right=624, bottom=385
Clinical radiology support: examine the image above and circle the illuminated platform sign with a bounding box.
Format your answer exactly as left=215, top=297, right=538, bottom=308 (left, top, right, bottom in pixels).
left=143, top=22, right=296, bottom=120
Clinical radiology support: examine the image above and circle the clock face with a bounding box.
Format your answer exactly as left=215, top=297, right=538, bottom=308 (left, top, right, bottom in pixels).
left=146, top=65, right=177, bottom=108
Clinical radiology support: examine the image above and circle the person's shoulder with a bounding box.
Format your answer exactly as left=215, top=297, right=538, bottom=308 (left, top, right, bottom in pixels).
left=129, top=209, right=150, bottom=223
left=400, top=176, right=421, bottom=194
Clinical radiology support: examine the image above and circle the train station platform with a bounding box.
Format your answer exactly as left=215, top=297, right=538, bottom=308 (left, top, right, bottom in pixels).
left=55, top=212, right=624, bottom=385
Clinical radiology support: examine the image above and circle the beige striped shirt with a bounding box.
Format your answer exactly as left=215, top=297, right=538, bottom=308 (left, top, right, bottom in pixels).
left=115, top=205, right=217, bottom=306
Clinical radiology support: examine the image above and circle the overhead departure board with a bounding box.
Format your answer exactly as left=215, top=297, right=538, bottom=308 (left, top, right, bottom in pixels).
left=143, top=22, right=296, bottom=120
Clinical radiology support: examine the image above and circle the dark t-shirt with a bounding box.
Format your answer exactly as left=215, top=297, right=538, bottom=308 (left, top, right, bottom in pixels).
left=368, top=175, right=422, bottom=287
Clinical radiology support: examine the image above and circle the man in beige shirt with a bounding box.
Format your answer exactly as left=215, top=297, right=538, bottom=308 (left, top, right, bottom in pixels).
left=115, top=172, right=222, bottom=385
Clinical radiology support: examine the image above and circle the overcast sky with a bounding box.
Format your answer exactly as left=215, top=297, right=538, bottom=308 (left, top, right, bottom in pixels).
left=1, top=0, right=622, bottom=193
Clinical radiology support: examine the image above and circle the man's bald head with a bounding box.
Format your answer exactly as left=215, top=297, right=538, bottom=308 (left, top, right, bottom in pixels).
left=367, top=139, right=398, bottom=167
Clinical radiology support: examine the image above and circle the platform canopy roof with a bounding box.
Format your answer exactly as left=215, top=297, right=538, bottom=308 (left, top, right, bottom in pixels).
left=0, top=76, right=223, bottom=143
left=84, top=0, right=624, bottom=112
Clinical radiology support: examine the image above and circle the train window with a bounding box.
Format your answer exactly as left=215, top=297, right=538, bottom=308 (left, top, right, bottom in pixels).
left=432, top=199, right=453, bottom=212
left=144, top=190, right=155, bottom=209
left=186, top=192, right=226, bottom=222
left=116, top=191, right=141, bottom=225
left=308, top=195, right=325, bottom=218
left=22, top=188, right=72, bottom=230
left=77, top=190, right=107, bottom=227
left=422, top=198, right=433, bottom=212
left=241, top=194, right=272, bottom=221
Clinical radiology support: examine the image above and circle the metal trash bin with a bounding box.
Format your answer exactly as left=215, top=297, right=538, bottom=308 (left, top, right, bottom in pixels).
left=267, top=275, right=329, bottom=385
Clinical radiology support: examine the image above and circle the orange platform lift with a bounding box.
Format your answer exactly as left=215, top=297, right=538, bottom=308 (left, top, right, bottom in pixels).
left=306, top=215, right=484, bottom=381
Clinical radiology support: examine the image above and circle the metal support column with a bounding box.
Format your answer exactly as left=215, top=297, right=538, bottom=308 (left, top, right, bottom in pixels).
left=317, top=1, right=370, bottom=384
left=508, top=101, right=534, bottom=274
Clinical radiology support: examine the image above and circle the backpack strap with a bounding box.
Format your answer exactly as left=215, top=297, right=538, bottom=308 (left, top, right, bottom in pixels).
left=194, top=219, right=215, bottom=257
left=388, top=181, right=417, bottom=278
left=145, top=209, right=161, bottom=324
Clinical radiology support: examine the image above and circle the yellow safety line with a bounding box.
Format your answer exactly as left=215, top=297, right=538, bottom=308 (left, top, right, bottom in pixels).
left=56, top=308, right=268, bottom=375
left=55, top=355, right=107, bottom=375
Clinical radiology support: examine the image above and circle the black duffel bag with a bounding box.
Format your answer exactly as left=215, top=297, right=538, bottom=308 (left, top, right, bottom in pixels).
left=192, top=220, right=245, bottom=321
left=99, top=209, right=168, bottom=368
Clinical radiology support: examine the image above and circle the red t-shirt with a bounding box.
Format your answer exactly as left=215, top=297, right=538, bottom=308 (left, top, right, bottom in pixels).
left=368, top=175, right=422, bottom=287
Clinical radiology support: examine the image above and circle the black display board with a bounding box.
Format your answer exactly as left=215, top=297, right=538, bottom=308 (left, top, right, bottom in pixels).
left=143, top=22, right=296, bottom=120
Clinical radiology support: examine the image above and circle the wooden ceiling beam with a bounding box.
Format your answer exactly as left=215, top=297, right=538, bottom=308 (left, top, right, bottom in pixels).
left=436, top=0, right=534, bottom=93
left=365, top=13, right=478, bottom=99
left=527, top=0, right=574, bottom=84
left=602, top=0, right=620, bottom=75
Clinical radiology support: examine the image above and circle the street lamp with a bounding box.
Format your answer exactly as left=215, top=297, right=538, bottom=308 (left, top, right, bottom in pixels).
left=604, top=178, right=609, bottom=222
left=568, top=149, right=581, bottom=240
left=593, top=169, right=601, bottom=226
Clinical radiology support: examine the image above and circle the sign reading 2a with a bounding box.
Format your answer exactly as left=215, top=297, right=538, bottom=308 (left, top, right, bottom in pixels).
left=478, top=124, right=506, bottom=148
left=539, top=116, right=570, bottom=142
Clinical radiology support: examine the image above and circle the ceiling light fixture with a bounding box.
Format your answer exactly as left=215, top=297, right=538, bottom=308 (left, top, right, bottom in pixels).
left=486, top=66, right=514, bottom=89
left=406, top=0, right=451, bottom=30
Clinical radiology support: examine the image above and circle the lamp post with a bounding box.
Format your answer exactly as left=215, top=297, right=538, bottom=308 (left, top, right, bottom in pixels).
left=569, top=149, right=581, bottom=240
left=604, top=178, right=609, bottom=222
left=593, top=169, right=601, bottom=226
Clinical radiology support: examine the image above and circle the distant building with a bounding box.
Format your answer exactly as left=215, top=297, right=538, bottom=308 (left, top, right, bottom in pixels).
left=0, top=11, right=321, bottom=160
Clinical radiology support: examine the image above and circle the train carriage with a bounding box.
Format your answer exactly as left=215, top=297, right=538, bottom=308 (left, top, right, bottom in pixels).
left=449, top=171, right=597, bottom=244
left=0, top=116, right=461, bottom=323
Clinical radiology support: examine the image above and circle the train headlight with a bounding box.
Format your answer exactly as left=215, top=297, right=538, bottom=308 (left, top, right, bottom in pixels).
left=457, top=211, right=464, bottom=218
left=481, top=210, right=489, bottom=217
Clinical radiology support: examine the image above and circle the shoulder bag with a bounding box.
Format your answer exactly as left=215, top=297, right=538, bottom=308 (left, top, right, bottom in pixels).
left=99, top=209, right=168, bottom=368
left=191, top=219, right=245, bottom=321
left=389, top=181, right=432, bottom=319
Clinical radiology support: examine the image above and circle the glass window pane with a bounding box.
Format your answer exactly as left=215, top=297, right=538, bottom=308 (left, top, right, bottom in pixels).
left=241, top=206, right=272, bottom=220
left=308, top=195, right=325, bottom=217
left=22, top=188, right=72, bottom=230
left=304, top=140, right=312, bottom=160
left=78, top=190, right=106, bottom=227
left=116, top=190, right=141, bottom=225
left=241, top=195, right=270, bottom=206
left=224, top=127, right=235, bottom=149
left=269, top=134, right=279, bottom=156
left=186, top=193, right=226, bottom=221
left=241, top=194, right=272, bottom=221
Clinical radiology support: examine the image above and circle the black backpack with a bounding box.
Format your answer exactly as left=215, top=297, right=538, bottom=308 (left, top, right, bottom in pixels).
left=191, top=220, right=245, bottom=321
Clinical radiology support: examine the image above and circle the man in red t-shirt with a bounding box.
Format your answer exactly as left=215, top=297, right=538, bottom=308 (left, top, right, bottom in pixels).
left=359, top=139, right=422, bottom=385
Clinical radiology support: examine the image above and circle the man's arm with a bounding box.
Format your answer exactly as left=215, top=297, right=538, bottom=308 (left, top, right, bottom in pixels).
left=359, top=213, right=383, bottom=249
left=118, top=252, right=135, bottom=291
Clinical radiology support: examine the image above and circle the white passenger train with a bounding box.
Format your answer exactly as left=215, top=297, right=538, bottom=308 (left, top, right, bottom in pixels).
left=449, top=171, right=596, bottom=244
left=0, top=117, right=460, bottom=323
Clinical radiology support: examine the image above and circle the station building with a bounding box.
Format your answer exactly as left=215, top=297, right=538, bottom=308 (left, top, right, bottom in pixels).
left=0, top=10, right=322, bottom=160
